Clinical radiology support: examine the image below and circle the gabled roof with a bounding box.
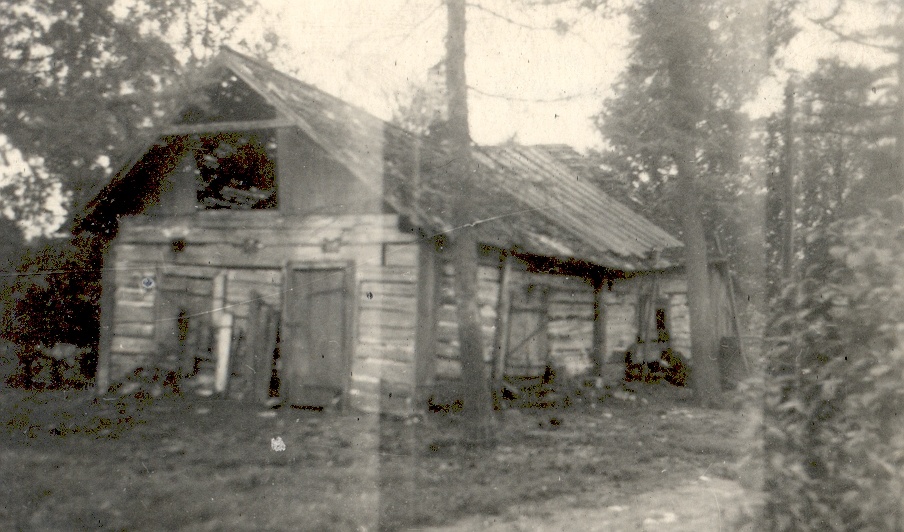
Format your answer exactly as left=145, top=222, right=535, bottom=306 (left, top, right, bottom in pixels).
left=82, top=47, right=681, bottom=271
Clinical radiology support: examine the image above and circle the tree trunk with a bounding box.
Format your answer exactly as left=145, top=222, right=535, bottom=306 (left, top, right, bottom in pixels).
left=779, top=82, right=795, bottom=279
left=445, top=0, right=495, bottom=444
left=898, top=44, right=904, bottom=190
left=674, top=145, right=721, bottom=406
left=661, top=0, right=721, bottom=406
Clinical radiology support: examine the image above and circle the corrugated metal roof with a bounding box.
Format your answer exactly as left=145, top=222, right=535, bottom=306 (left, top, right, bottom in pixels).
left=85, top=48, right=682, bottom=271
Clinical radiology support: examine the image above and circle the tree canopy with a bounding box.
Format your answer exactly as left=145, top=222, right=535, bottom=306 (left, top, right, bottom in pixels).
left=0, top=0, right=270, bottom=236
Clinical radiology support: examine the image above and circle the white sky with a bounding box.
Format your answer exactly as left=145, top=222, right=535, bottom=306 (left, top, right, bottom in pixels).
left=257, top=0, right=892, bottom=150
left=258, top=0, right=631, bottom=150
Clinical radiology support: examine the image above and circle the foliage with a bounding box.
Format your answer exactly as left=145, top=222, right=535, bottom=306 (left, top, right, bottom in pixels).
left=0, top=214, right=26, bottom=318
left=390, top=62, right=448, bottom=137
left=0, top=0, right=274, bottom=385
left=0, top=235, right=104, bottom=387
left=594, top=0, right=770, bottom=403
left=762, top=205, right=904, bottom=531
left=597, top=0, right=768, bottom=232
left=0, top=0, right=269, bottom=233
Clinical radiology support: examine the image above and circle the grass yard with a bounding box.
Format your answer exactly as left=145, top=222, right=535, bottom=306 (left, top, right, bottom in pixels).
left=0, top=383, right=762, bottom=531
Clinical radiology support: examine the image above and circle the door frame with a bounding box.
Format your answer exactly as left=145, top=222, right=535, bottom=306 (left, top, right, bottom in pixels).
left=281, top=260, right=356, bottom=406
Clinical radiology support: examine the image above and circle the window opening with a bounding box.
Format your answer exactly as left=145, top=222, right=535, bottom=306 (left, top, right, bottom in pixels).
left=191, top=130, right=278, bottom=209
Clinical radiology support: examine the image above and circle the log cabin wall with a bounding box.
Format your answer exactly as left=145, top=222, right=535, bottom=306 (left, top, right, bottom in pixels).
left=600, top=269, right=731, bottom=366
left=102, top=211, right=420, bottom=415
left=431, top=252, right=601, bottom=393
left=601, top=274, right=691, bottom=363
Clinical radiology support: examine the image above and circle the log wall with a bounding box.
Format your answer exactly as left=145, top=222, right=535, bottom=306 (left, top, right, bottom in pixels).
left=601, top=268, right=731, bottom=364
left=433, top=255, right=600, bottom=384
left=102, top=212, right=420, bottom=415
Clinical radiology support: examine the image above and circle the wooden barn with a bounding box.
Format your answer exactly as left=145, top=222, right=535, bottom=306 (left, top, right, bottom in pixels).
left=79, top=48, right=736, bottom=415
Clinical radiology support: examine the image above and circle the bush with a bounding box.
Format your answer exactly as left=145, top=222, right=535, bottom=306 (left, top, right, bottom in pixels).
left=762, top=206, right=904, bottom=531
left=1, top=235, right=104, bottom=388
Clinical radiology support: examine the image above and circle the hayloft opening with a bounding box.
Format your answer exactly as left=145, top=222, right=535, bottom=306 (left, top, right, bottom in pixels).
left=191, top=130, right=278, bottom=210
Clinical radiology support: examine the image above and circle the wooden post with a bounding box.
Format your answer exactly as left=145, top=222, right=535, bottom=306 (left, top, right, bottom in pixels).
left=213, top=313, right=234, bottom=395
left=247, top=294, right=275, bottom=404
left=414, top=240, right=438, bottom=404
left=211, top=271, right=232, bottom=395
left=592, top=278, right=606, bottom=377
left=491, top=250, right=513, bottom=382
left=714, top=235, right=749, bottom=371
left=95, top=248, right=117, bottom=394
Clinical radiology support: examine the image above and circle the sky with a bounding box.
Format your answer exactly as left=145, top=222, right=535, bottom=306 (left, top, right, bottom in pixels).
left=255, top=0, right=892, bottom=151
left=258, top=0, right=632, bottom=150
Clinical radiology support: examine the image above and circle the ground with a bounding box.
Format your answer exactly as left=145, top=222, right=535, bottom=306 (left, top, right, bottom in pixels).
left=0, top=382, right=763, bottom=531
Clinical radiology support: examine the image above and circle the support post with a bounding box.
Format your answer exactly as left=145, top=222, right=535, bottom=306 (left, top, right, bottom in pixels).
left=95, top=248, right=117, bottom=394
left=592, top=278, right=606, bottom=377
left=211, top=271, right=232, bottom=395
left=491, top=250, right=513, bottom=382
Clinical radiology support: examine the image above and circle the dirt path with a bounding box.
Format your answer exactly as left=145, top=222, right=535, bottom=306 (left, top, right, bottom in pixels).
left=423, top=476, right=754, bottom=531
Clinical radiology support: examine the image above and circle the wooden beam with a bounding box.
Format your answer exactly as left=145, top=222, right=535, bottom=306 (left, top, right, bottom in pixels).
left=213, top=312, right=234, bottom=395
left=592, top=279, right=606, bottom=376
left=95, top=255, right=118, bottom=394
left=714, top=236, right=749, bottom=371
left=247, top=295, right=267, bottom=403
left=161, top=118, right=294, bottom=136
left=413, top=239, right=439, bottom=403
left=491, top=250, right=513, bottom=381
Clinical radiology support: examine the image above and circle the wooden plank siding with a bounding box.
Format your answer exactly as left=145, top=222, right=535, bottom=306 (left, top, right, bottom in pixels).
left=433, top=253, right=602, bottom=384
left=101, top=207, right=716, bottom=413
left=349, top=241, right=420, bottom=415
left=102, top=213, right=421, bottom=414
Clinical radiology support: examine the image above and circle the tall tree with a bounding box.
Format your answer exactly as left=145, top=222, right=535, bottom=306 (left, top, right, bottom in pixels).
left=802, top=0, right=904, bottom=190
left=599, top=0, right=766, bottom=404
left=760, top=3, right=904, bottom=528
left=443, top=0, right=495, bottom=443
left=0, top=0, right=272, bottom=381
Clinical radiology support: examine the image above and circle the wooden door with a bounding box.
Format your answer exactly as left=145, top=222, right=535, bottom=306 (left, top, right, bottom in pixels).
left=281, top=268, right=349, bottom=407
left=505, top=284, right=548, bottom=376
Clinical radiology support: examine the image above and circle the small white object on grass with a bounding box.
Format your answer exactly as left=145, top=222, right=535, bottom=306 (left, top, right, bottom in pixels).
left=642, top=511, right=677, bottom=526
left=271, top=436, right=286, bottom=452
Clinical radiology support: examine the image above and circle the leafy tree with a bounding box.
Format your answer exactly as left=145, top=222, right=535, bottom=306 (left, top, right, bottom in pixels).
left=597, top=0, right=767, bottom=404
left=0, top=215, right=25, bottom=343
left=799, top=0, right=904, bottom=188
left=0, top=0, right=267, bottom=232
left=1, top=235, right=102, bottom=387
left=760, top=3, right=904, bottom=529
left=0, top=0, right=271, bottom=386
left=762, top=206, right=904, bottom=531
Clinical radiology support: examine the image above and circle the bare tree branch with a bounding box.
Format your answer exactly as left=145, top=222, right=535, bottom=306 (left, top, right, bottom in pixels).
left=809, top=0, right=844, bottom=25
left=809, top=16, right=899, bottom=53
left=468, top=84, right=591, bottom=102
left=465, top=2, right=563, bottom=32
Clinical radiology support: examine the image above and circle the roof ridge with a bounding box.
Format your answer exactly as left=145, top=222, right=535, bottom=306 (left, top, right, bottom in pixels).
left=215, top=46, right=423, bottom=143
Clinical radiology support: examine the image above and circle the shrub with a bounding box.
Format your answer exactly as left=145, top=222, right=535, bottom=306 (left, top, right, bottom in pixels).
left=1, top=235, right=104, bottom=388
left=762, top=206, right=904, bottom=531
